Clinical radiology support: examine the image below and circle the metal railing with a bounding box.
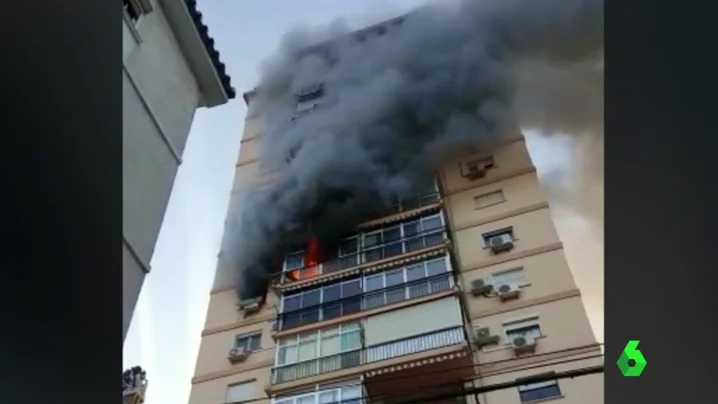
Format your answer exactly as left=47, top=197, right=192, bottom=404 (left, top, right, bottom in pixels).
left=365, top=326, right=465, bottom=363
left=271, top=326, right=466, bottom=385
left=278, top=272, right=453, bottom=331
left=272, top=349, right=363, bottom=384
left=284, top=228, right=448, bottom=282
left=370, top=191, right=441, bottom=220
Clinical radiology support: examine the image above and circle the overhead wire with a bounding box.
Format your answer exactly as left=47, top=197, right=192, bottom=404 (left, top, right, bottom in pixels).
left=219, top=350, right=604, bottom=404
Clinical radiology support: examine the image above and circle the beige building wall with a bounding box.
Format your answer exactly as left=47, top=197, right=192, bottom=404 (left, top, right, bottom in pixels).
left=189, top=111, right=602, bottom=404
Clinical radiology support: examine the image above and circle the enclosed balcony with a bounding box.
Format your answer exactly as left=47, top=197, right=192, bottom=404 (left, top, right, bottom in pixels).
left=281, top=211, right=447, bottom=284
left=276, top=256, right=453, bottom=331
left=268, top=296, right=471, bottom=394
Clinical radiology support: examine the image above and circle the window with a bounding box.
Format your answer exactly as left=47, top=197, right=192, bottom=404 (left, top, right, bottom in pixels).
left=474, top=189, right=505, bottom=209
left=123, top=0, right=143, bottom=23
left=285, top=251, right=305, bottom=271
left=234, top=333, right=261, bottom=352
left=362, top=214, right=445, bottom=262
left=491, top=267, right=526, bottom=287
left=273, top=384, right=362, bottom=404
left=276, top=323, right=361, bottom=367
left=461, top=155, right=495, bottom=179
left=225, top=381, right=256, bottom=403
left=295, top=83, right=325, bottom=114
left=518, top=377, right=561, bottom=402
left=363, top=257, right=451, bottom=309
left=467, top=155, right=495, bottom=170
left=504, top=316, right=542, bottom=344
left=481, top=226, right=514, bottom=247
left=281, top=279, right=362, bottom=328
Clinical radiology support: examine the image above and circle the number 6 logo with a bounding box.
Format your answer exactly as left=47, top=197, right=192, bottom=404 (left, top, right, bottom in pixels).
left=617, top=340, right=647, bottom=377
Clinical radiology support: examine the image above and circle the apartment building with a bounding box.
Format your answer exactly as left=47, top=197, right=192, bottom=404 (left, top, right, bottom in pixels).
left=123, top=0, right=235, bottom=341
left=189, top=18, right=602, bottom=404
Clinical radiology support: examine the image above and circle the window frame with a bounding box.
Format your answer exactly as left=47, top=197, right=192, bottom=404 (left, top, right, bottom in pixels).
left=481, top=226, right=515, bottom=247
left=225, top=380, right=256, bottom=403
left=284, top=251, right=306, bottom=272
left=274, top=323, right=362, bottom=368
left=473, top=189, right=506, bottom=209
left=272, top=383, right=362, bottom=404
left=360, top=213, right=445, bottom=259
left=517, top=378, right=562, bottom=402
left=279, top=278, right=363, bottom=328
left=362, top=256, right=451, bottom=292
left=281, top=212, right=446, bottom=276
left=502, top=315, right=542, bottom=344
left=490, top=266, right=527, bottom=288
left=466, top=155, right=495, bottom=171
left=233, top=332, right=262, bottom=353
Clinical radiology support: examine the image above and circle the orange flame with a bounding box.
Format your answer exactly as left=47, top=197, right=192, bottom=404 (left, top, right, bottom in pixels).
left=305, top=236, right=320, bottom=267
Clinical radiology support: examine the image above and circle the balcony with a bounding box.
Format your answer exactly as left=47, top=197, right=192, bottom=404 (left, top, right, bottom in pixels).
left=277, top=271, right=454, bottom=331
left=365, top=327, right=464, bottom=363
left=364, top=191, right=441, bottom=224
left=270, top=326, right=467, bottom=386
left=282, top=213, right=448, bottom=284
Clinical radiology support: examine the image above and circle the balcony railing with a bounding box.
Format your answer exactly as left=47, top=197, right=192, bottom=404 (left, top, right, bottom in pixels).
left=285, top=228, right=448, bottom=282
left=271, top=326, right=466, bottom=385
left=273, top=349, right=363, bottom=384
left=365, top=326, right=465, bottom=363
left=369, top=191, right=441, bottom=220
left=278, top=272, right=454, bottom=331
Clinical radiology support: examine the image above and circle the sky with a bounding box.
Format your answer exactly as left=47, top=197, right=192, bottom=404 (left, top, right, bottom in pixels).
left=122, top=2, right=604, bottom=404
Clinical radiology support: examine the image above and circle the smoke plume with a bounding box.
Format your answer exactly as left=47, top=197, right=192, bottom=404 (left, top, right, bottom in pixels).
left=227, top=0, right=604, bottom=299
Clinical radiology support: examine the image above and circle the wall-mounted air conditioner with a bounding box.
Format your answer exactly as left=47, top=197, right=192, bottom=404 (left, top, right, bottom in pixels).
left=510, top=335, right=537, bottom=354
left=488, top=233, right=514, bottom=253
left=496, top=283, right=521, bottom=300
left=474, top=327, right=500, bottom=348
left=227, top=347, right=250, bottom=364
left=238, top=297, right=262, bottom=316
left=470, top=278, right=494, bottom=297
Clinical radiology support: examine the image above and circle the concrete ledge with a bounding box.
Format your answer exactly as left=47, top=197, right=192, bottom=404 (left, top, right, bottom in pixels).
left=191, top=359, right=274, bottom=385
left=452, top=202, right=550, bottom=233
left=461, top=243, right=564, bottom=273
left=468, top=289, right=581, bottom=318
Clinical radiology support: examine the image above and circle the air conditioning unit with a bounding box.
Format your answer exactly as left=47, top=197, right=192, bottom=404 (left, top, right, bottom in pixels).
left=488, top=233, right=514, bottom=253
left=474, top=327, right=500, bottom=348
left=465, top=164, right=487, bottom=180
left=496, top=283, right=521, bottom=300
left=510, top=335, right=537, bottom=354
left=470, top=278, right=494, bottom=297
left=238, top=297, right=262, bottom=316
left=228, top=347, right=250, bottom=364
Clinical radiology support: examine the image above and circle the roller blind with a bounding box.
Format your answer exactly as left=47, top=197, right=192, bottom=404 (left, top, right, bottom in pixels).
left=364, top=296, right=462, bottom=346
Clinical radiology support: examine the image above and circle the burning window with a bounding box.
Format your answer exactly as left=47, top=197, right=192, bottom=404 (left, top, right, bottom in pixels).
left=284, top=251, right=304, bottom=271
left=283, top=236, right=324, bottom=281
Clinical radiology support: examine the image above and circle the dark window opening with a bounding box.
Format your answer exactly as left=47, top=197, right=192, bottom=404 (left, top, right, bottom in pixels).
left=518, top=379, right=561, bottom=402
left=123, top=0, right=142, bottom=23
left=296, top=83, right=324, bottom=103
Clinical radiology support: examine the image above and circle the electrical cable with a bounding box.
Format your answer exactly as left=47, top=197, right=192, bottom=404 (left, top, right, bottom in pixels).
left=222, top=340, right=603, bottom=386
left=218, top=351, right=604, bottom=404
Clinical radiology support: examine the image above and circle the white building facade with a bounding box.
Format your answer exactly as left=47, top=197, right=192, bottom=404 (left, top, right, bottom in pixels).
left=122, top=0, right=236, bottom=341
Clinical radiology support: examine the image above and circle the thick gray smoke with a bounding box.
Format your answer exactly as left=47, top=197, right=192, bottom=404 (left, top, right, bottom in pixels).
left=228, top=0, right=604, bottom=299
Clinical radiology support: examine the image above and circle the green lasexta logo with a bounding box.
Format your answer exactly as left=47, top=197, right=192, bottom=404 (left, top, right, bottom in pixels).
left=617, top=340, right=647, bottom=377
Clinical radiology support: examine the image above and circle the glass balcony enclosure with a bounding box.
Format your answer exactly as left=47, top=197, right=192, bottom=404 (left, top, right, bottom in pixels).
left=278, top=256, right=453, bottom=331
left=282, top=211, right=447, bottom=283
left=273, top=383, right=363, bottom=404
left=271, top=297, right=466, bottom=385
